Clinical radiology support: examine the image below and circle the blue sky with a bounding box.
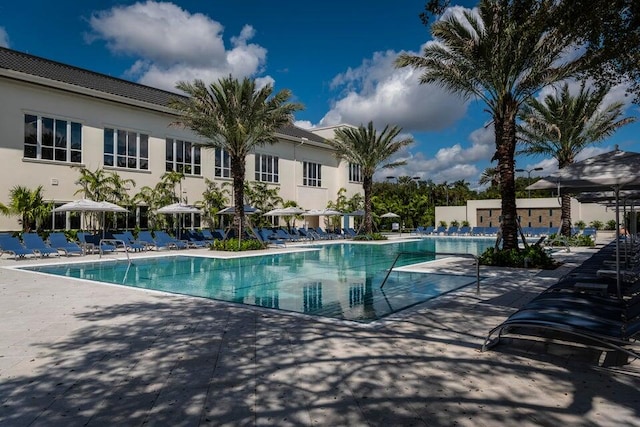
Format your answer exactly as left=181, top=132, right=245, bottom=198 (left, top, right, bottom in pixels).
left=1, top=1, right=638, bottom=187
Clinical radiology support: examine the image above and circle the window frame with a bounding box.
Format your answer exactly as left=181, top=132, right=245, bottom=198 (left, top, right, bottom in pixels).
left=349, top=163, right=363, bottom=183
left=165, top=138, right=202, bottom=175
left=303, top=161, right=322, bottom=187
left=103, top=127, right=149, bottom=171
left=214, top=147, right=232, bottom=178
left=23, top=114, right=82, bottom=164
left=254, top=153, right=279, bottom=183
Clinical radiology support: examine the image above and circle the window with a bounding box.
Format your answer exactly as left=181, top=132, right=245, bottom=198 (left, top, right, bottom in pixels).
left=539, top=216, right=542, bottom=223
left=303, top=161, right=321, bottom=187
left=215, top=148, right=231, bottom=178
left=104, top=128, right=149, bottom=170
left=528, top=209, right=532, bottom=216
left=24, top=114, right=82, bottom=163
left=255, top=153, right=279, bottom=183
left=549, top=209, right=553, bottom=216
left=166, top=138, right=201, bottom=175
left=349, top=163, right=363, bottom=183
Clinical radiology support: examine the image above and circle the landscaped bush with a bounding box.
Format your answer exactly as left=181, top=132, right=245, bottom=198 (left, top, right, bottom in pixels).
left=353, top=233, right=388, bottom=241
left=546, top=233, right=595, bottom=247
left=478, top=246, right=558, bottom=269
left=211, top=238, right=264, bottom=251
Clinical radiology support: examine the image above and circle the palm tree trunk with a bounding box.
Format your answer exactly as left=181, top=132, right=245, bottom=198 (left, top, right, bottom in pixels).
left=494, top=110, right=519, bottom=251
left=560, top=193, right=572, bottom=237
left=231, top=156, right=246, bottom=240
left=363, top=175, right=373, bottom=234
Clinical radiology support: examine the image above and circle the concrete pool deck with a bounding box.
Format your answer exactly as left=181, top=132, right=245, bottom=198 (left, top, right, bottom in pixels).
left=1, top=243, right=639, bottom=426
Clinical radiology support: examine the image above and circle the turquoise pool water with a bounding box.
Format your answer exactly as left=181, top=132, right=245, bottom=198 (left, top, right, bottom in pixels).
left=22, top=238, right=494, bottom=322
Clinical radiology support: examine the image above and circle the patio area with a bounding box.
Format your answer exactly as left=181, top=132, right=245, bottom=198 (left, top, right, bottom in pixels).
left=1, top=245, right=639, bottom=426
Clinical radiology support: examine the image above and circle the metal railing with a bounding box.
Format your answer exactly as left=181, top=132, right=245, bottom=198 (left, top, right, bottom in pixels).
left=380, top=251, right=481, bottom=294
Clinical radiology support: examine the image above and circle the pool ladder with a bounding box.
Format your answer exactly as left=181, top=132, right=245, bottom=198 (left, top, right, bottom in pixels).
left=380, top=251, right=481, bottom=295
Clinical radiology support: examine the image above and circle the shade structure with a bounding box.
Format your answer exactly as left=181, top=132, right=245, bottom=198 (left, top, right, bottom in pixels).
left=526, top=149, right=640, bottom=192
left=380, top=212, right=400, bottom=218
left=53, top=199, right=129, bottom=237
left=526, top=149, right=640, bottom=299
left=263, top=207, right=305, bottom=216
left=217, top=205, right=261, bottom=215
left=54, top=199, right=127, bottom=213
left=156, top=202, right=202, bottom=214
left=301, top=208, right=343, bottom=217
left=345, top=210, right=365, bottom=216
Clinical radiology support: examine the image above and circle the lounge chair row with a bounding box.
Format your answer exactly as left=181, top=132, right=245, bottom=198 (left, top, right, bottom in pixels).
left=483, top=241, right=640, bottom=364
left=0, top=232, right=83, bottom=259
left=0, top=229, right=227, bottom=260
left=411, top=226, right=500, bottom=236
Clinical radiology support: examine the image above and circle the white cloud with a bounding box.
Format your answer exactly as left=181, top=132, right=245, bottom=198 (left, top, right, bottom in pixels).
left=318, top=49, right=469, bottom=133
left=0, top=27, right=9, bottom=48
left=374, top=124, right=495, bottom=185
left=87, top=1, right=269, bottom=91
left=294, top=120, right=314, bottom=130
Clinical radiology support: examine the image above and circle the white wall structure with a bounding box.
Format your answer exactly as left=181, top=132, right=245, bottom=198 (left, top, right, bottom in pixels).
left=435, top=197, right=616, bottom=228
left=0, top=47, right=361, bottom=231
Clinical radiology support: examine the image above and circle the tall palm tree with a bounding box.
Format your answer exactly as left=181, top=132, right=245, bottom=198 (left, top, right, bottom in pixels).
left=74, top=167, right=113, bottom=201
left=396, top=0, right=586, bottom=249
left=169, top=76, right=303, bottom=237
left=1, top=185, right=50, bottom=232
left=518, top=82, right=636, bottom=236
left=329, top=122, right=413, bottom=234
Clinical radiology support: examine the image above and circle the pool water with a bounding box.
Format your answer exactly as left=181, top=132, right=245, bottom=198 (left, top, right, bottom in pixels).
left=23, top=238, right=494, bottom=322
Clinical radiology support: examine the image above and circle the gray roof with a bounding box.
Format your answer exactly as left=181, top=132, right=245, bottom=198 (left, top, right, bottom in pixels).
left=0, top=47, right=182, bottom=106
left=0, top=47, right=327, bottom=143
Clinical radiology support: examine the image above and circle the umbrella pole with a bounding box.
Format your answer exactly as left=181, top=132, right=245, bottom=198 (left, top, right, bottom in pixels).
left=615, top=186, right=621, bottom=300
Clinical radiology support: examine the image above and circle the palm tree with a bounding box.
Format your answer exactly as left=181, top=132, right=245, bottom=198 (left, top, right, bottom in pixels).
left=160, top=171, right=185, bottom=203
left=198, top=178, right=230, bottom=229
left=1, top=185, right=50, bottom=232
left=74, top=167, right=113, bottom=201
left=396, top=0, right=586, bottom=249
left=329, top=122, right=413, bottom=234
left=169, top=76, right=303, bottom=238
left=518, top=82, right=636, bottom=236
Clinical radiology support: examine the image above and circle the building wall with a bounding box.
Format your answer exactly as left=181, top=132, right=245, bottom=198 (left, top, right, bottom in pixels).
left=435, top=197, right=616, bottom=229
left=0, top=77, right=359, bottom=231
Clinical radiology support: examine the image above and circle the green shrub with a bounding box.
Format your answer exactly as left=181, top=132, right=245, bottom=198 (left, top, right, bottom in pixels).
left=573, top=220, right=586, bottom=230
left=605, top=220, right=617, bottom=230
left=589, top=220, right=604, bottom=230
left=353, top=233, right=388, bottom=241
left=478, top=246, right=558, bottom=269
left=211, top=238, right=264, bottom=251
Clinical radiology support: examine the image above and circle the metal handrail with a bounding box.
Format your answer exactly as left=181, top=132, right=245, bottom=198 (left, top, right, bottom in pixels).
left=99, top=238, right=130, bottom=262
left=380, top=251, right=481, bottom=295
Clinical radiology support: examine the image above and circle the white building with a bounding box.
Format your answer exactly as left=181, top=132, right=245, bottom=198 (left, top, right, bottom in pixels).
left=435, top=197, right=616, bottom=229
left=0, top=47, right=363, bottom=232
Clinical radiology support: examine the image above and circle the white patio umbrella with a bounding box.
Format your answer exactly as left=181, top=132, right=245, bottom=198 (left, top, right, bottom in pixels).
left=54, top=199, right=129, bottom=237
left=301, top=208, right=343, bottom=216
left=380, top=212, right=400, bottom=218
left=263, top=207, right=305, bottom=216
left=526, top=148, right=640, bottom=298
left=156, top=203, right=202, bottom=239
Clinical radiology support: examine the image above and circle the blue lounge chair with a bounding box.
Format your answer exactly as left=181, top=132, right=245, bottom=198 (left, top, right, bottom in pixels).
left=48, top=232, right=84, bottom=256
left=112, top=233, right=146, bottom=252
left=446, top=226, right=459, bottom=235
left=184, top=230, right=209, bottom=248
left=22, top=233, right=60, bottom=257
left=78, top=232, right=116, bottom=254
left=154, top=230, right=189, bottom=249
left=0, top=235, right=36, bottom=259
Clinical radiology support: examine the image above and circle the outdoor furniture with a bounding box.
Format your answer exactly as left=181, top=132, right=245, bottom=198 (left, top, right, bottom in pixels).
left=22, top=233, right=60, bottom=257
left=47, top=232, right=84, bottom=256
left=154, top=230, right=189, bottom=250
left=77, top=232, right=116, bottom=254
left=112, top=233, right=146, bottom=252
left=0, top=235, right=36, bottom=259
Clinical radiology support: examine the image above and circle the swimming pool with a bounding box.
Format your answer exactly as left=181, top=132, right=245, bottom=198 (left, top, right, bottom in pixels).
left=22, top=238, right=495, bottom=322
